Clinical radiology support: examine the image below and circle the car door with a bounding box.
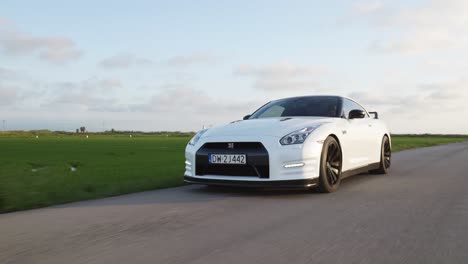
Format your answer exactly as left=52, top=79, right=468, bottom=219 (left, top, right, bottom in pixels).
left=366, top=116, right=387, bottom=164
left=341, top=99, right=374, bottom=169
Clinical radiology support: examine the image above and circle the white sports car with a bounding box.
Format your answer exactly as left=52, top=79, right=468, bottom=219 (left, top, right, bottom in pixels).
left=184, top=96, right=391, bottom=192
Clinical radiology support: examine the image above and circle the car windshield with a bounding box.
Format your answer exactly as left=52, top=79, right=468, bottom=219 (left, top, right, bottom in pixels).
left=250, top=96, right=340, bottom=119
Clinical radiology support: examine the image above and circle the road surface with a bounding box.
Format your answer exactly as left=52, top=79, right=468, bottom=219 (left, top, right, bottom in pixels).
left=1, top=142, right=468, bottom=264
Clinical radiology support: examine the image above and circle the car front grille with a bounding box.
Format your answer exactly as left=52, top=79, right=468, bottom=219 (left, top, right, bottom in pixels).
left=195, top=142, right=270, bottom=178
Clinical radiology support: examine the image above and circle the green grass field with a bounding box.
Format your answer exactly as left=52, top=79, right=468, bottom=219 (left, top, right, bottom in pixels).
left=391, top=135, right=468, bottom=152
left=1, top=132, right=468, bottom=213
left=0, top=133, right=190, bottom=213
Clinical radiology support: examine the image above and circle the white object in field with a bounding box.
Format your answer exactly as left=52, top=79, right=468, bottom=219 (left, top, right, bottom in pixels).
left=130, top=134, right=132, bottom=138
left=70, top=167, right=77, bottom=172
left=86, top=135, right=89, bottom=138
left=35, top=135, right=39, bottom=139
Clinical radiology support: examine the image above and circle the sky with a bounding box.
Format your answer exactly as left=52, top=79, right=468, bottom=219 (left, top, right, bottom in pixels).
left=0, top=0, right=467, bottom=134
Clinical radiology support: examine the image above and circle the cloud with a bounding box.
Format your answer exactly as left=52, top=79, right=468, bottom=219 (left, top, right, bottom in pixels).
left=420, top=79, right=468, bottom=102
left=0, top=17, right=8, bottom=27
left=166, top=53, right=219, bottom=67
left=0, top=85, right=19, bottom=106
left=0, top=19, right=82, bottom=64
left=98, top=53, right=152, bottom=69
left=350, top=78, right=467, bottom=110
left=348, top=77, right=468, bottom=133
left=355, top=0, right=468, bottom=53
left=235, top=63, right=326, bottom=77
left=98, top=79, right=122, bottom=90
left=0, top=66, right=19, bottom=80
left=368, top=30, right=461, bottom=54
left=352, top=0, right=384, bottom=15
left=131, top=87, right=261, bottom=128
left=134, top=87, right=252, bottom=113
left=38, top=39, right=82, bottom=63
left=234, top=62, right=326, bottom=91
left=3, top=81, right=263, bottom=131
left=347, top=92, right=407, bottom=106
left=54, top=77, right=123, bottom=91
left=42, top=77, right=127, bottom=112
left=252, top=79, right=320, bottom=91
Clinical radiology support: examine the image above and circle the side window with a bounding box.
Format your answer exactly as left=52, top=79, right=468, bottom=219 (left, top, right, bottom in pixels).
left=259, top=105, right=285, bottom=118
left=342, top=99, right=369, bottom=118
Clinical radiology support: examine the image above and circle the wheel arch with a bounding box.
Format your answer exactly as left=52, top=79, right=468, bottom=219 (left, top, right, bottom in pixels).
left=383, top=133, right=391, bottom=148
left=317, top=133, right=343, bottom=193
left=328, top=134, right=341, bottom=147
left=327, top=133, right=343, bottom=160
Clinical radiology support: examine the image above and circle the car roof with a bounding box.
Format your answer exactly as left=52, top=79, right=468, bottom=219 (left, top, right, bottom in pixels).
left=272, top=95, right=363, bottom=102
left=269, top=95, right=367, bottom=111
left=271, top=95, right=342, bottom=102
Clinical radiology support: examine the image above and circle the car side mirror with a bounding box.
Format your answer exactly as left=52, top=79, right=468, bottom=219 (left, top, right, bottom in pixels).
left=243, top=115, right=252, bottom=120
left=349, top=109, right=366, bottom=119
left=369, top=111, right=379, bottom=119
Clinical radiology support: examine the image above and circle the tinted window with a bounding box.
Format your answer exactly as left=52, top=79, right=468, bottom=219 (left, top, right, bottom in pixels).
left=342, top=99, right=369, bottom=119
left=250, top=97, right=340, bottom=119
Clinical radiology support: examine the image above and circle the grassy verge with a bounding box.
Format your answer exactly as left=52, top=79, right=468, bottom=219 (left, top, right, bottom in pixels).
left=391, top=135, right=468, bottom=152
left=0, top=133, right=467, bottom=213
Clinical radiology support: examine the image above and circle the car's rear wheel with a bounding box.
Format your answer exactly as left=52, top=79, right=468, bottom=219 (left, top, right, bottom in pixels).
left=317, top=136, right=342, bottom=193
left=371, top=136, right=391, bottom=174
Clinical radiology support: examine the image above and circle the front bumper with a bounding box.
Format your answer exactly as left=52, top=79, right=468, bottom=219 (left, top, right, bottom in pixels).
left=185, top=135, right=323, bottom=182
left=184, top=175, right=318, bottom=188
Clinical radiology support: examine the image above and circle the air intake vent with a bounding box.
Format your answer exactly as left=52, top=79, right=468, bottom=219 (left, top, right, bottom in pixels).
left=202, top=142, right=265, bottom=150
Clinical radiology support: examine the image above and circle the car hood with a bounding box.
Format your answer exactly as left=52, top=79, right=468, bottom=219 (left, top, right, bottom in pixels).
left=202, top=117, right=336, bottom=138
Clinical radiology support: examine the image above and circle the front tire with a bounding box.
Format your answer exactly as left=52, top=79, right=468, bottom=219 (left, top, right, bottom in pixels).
left=317, top=136, right=342, bottom=193
left=371, top=136, right=391, bottom=174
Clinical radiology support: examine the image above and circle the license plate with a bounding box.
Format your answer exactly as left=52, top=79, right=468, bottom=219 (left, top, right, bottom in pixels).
left=209, top=154, right=247, bottom=165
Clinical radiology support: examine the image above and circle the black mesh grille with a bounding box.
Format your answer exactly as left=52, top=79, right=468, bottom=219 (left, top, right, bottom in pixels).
left=196, top=142, right=269, bottom=178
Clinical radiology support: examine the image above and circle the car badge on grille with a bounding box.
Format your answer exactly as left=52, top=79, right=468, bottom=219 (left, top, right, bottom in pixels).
left=227, top=143, right=235, bottom=149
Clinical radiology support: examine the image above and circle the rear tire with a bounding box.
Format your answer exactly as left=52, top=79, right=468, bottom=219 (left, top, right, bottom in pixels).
left=317, top=136, right=342, bottom=193
left=371, top=136, right=391, bottom=174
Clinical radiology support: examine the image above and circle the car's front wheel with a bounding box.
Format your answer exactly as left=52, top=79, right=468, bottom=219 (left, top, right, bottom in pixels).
left=317, top=136, right=342, bottom=193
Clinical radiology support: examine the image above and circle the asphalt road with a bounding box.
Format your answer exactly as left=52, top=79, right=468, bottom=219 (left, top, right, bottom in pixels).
left=2, top=142, right=468, bottom=264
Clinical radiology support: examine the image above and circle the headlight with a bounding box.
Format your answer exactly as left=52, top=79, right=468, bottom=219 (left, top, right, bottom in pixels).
left=188, top=129, right=208, bottom=146
left=280, top=125, right=323, bottom=145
